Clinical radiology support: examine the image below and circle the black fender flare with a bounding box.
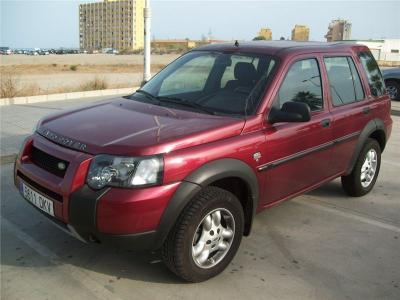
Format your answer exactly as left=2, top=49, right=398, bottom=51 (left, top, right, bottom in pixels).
left=153, top=158, right=259, bottom=249
left=346, top=118, right=386, bottom=175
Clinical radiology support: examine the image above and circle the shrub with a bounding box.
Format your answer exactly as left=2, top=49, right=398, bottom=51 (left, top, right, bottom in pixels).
left=52, top=63, right=57, bottom=67
left=1, top=73, right=19, bottom=98
left=80, top=77, right=108, bottom=91
left=70, top=65, right=78, bottom=71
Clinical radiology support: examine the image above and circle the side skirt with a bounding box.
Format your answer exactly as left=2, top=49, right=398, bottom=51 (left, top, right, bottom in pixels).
left=257, top=171, right=345, bottom=212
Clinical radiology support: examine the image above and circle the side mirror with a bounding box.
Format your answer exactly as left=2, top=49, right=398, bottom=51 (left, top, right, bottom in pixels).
left=268, top=102, right=311, bottom=124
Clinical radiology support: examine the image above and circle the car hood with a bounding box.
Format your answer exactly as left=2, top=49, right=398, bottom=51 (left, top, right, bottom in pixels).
left=37, top=97, right=245, bottom=156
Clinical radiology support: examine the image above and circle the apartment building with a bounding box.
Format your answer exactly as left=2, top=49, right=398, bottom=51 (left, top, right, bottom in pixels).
left=291, top=25, right=310, bottom=41
left=79, top=0, right=144, bottom=51
left=258, top=28, right=273, bottom=40
left=325, top=19, right=352, bottom=42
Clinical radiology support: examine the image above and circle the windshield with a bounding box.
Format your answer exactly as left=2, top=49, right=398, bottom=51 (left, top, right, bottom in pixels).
left=128, top=51, right=277, bottom=117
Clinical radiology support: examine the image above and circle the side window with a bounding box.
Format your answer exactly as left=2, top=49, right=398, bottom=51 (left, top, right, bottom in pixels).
left=159, top=54, right=216, bottom=96
left=275, top=58, right=323, bottom=111
left=358, top=51, right=385, bottom=97
left=324, top=56, right=365, bottom=106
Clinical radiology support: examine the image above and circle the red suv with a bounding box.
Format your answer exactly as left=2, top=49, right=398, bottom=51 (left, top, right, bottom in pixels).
left=15, top=41, right=392, bottom=282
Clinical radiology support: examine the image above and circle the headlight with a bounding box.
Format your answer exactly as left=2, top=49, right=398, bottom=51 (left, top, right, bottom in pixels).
left=87, top=155, right=163, bottom=190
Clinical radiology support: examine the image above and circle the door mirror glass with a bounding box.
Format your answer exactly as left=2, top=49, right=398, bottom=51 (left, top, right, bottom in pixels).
left=268, top=101, right=311, bottom=124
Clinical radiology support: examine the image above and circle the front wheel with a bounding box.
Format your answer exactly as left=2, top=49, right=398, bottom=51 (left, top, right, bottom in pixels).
left=162, top=186, right=244, bottom=282
left=341, top=138, right=381, bottom=197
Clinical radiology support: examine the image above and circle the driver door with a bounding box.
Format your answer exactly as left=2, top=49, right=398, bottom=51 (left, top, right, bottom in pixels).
left=259, top=56, right=335, bottom=206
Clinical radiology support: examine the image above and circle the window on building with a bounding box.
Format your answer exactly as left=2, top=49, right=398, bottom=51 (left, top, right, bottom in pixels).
left=391, top=49, right=399, bottom=53
left=274, top=58, right=323, bottom=111
left=358, top=52, right=385, bottom=97
left=324, top=56, right=364, bottom=106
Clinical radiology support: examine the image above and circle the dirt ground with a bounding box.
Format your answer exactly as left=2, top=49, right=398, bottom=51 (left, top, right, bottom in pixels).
left=0, top=54, right=179, bottom=97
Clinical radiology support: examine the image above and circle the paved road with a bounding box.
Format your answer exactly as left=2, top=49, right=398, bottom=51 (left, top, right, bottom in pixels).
left=1, top=105, right=400, bottom=299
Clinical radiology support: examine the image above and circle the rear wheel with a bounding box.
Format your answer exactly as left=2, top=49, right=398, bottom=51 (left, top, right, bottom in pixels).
left=386, top=80, right=400, bottom=100
left=162, top=186, right=244, bottom=282
left=341, top=138, right=381, bottom=197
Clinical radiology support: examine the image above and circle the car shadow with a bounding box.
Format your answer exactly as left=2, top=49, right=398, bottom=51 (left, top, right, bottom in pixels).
left=306, top=180, right=347, bottom=198
left=2, top=221, right=185, bottom=284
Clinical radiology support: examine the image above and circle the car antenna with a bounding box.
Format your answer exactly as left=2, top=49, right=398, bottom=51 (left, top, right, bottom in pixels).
left=234, top=40, right=239, bottom=47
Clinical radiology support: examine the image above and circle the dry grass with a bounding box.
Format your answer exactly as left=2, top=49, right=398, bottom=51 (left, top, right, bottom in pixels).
left=1, top=73, right=19, bottom=98
left=0, top=54, right=175, bottom=98
left=79, top=77, right=108, bottom=91
left=0, top=72, right=116, bottom=98
left=0, top=63, right=165, bottom=75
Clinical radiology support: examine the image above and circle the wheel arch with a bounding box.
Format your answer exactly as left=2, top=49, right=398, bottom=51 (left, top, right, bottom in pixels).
left=154, top=159, right=259, bottom=249
left=346, top=118, right=386, bottom=175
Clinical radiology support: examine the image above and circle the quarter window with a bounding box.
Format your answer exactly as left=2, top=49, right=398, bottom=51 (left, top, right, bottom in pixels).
left=324, top=56, right=365, bottom=106
left=275, top=58, right=323, bottom=111
left=358, top=51, right=385, bottom=97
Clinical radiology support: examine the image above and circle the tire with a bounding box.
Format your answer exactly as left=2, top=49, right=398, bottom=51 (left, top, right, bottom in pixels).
left=386, top=80, right=400, bottom=101
left=162, top=186, right=244, bottom=282
left=341, top=138, right=381, bottom=197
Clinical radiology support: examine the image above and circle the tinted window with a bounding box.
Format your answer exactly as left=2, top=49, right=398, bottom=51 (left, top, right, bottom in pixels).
left=135, top=51, right=277, bottom=116
left=358, top=51, right=385, bottom=97
left=276, top=58, right=323, bottom=111
left=220, top=55, right=260, bottom=88
left=159, top=54, right=216, bottom=96
left=324, top=56, right=365, bottom=106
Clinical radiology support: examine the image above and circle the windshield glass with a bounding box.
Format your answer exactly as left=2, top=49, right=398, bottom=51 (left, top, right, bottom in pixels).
left=129, top=51, right=277, bottom=117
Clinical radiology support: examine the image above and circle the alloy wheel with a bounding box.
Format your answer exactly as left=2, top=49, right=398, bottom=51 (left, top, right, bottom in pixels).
left=360, top=149, right=378, bottom=188
left=191, top=208, right=235, bottom=269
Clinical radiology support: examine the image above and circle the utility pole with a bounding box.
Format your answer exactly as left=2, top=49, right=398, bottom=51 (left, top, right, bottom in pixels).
left=143, top=0, right=151, bottom=84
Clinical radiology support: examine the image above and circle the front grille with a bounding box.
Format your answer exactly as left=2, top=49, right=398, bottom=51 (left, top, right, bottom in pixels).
left=17, top=171, right=63, bottom=202
left=30, top=146, right=69, bottom=178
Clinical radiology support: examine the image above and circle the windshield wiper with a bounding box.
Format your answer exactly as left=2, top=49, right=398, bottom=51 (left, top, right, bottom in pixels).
left=156, top=96, right=216, bottom=115
left=134, top=89, right=160, bottom=103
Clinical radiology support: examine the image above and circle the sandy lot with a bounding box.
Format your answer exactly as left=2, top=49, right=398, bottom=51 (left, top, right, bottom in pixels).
left=0, top=54, right=179, bottom=97
left=0, top=54, right=178, bottom=66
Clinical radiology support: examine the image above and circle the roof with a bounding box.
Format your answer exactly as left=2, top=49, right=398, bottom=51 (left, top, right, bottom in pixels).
left=193, top=40, right=364, bottom=56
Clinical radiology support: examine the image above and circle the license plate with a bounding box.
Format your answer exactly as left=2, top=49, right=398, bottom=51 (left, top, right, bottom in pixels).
left=20, top=182, right=55, bottom=217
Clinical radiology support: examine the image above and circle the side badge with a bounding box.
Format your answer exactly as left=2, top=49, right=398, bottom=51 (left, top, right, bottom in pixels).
left=253, top=152, right=262, bottom=162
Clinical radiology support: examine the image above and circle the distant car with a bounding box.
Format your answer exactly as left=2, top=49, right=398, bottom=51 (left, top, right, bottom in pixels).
left=382, top=68, right=400, bottom=100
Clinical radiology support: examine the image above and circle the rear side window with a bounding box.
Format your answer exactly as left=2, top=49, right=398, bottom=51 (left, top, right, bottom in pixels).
left=358, top=51, right=385, bottom=97
left=324, top=56, right=365, bottom=106
left=275, top=58, right=323, bottom=111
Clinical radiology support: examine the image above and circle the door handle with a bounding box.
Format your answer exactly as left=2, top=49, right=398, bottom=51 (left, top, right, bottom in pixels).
left=320, top=119, right=331, bottom=128
left=363, top=107, right=371, bottom=115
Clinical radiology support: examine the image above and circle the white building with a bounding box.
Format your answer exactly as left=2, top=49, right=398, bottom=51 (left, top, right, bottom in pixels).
left=345, top=39, right=400, bottom=62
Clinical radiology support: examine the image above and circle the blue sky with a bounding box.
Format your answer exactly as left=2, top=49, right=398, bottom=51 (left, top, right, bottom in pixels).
left=1, top=0, right=399, bottom=48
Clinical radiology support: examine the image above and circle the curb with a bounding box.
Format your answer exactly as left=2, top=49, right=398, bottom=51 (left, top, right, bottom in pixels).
left=0, top=87, right=139, bottom=106
left=0, top=154, right=17, bottom=165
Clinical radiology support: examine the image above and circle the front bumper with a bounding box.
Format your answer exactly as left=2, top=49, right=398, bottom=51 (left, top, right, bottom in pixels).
left=14, top=133, right=183, bottom=250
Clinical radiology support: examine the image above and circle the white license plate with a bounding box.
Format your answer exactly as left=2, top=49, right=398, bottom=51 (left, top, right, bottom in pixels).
left=21, top=182, right=55, bottom=217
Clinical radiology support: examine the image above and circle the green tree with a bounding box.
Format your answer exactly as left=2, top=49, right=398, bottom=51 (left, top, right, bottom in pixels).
left=253, top=36, right=267, bottom=41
